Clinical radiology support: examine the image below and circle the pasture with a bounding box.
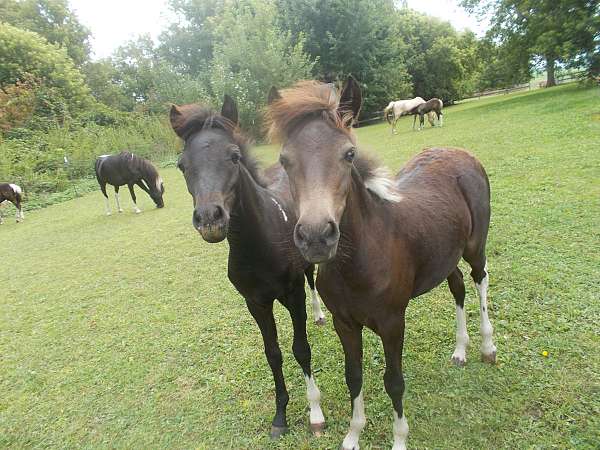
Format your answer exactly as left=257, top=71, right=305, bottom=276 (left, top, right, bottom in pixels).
left=1, top=83, right=599, bottom=449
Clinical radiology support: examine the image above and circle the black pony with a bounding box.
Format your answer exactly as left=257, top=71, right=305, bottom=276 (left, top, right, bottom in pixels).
left=170, top=96, right=326, bottom=438
left=95, top=151, right=164, bottom=214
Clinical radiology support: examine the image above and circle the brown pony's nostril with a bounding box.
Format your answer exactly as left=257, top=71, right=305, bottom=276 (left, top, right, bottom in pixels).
left=295, top=223, right=308, bottom=244
left=322, top=221, right=339, bottom=245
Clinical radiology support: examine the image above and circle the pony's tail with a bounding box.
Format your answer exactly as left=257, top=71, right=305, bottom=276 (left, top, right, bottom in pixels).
left=384, top=105, right=393, bottom=124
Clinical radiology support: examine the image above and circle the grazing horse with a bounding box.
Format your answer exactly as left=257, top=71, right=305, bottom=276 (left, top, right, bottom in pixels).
left=95, top=151, right=164, bottom=215
left=384, top=97, right=434, bottom=134
left=0, top=183, right=24, bottom=224
left=410, top=97, right=443, bottom=130
left=267, top=77, right=497, bottom=450
left=169, top=95, right=326, bottom=438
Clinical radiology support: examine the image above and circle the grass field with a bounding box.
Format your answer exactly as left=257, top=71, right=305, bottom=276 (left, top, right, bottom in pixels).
left=1, top=83, right=599, bottom=449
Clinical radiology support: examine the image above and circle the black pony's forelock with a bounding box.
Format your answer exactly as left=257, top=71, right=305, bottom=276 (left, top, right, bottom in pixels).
left=176, top=107, right=265, bottom=187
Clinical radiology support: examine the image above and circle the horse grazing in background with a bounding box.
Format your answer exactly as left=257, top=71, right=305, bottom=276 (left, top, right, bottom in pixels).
left=267, top=77, right=497, bottom=450
left=0, top=183, right=24, bottom=224
left=94, top=151, right=164, bottom=215
left=410, top=97, right=443, bottom=130
left=170, top=95, right=327, bottom=438
left=384, top=97, right=434, bottom=134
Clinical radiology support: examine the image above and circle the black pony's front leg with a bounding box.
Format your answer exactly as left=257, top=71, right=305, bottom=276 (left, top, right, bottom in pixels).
left=282, top=286, right=325, bottom=435
left=245, top=298, right=289, bottom=438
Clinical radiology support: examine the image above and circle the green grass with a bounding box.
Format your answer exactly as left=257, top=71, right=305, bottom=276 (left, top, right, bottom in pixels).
left=1, top=83, right=599, bottom=449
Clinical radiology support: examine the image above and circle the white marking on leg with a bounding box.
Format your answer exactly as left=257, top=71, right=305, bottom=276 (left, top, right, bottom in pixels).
left=310, top=288, right=325, bottom=324
left=115, top=192, right=123, bottom=213
left=476, top=264, right=496, bottom=359
left=104, top=197, right=111, bottom=215
left=342, top=390, right=366, bottom=450
left=392, top=411, right=409, bottom=450
left=15, top=209, right=21, bottom=222
left=304, top=375, right=325, bottom=427
left=19, top=209, right=24, bottom=220
left=134, top=205, right=142, bottom=214
left=440, top=115, right=444, bottom=127
left=451, top=304, right=469, bottom=365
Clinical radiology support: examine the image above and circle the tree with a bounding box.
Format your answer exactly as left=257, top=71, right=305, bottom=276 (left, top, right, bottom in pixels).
left=0, top=22, right=92, bottom=126
left=277, top=0, right=412, bottom=115
left=209, top=0, right=316, bottom=131
left=462, top=0, right=600, bottom=86
left=0, top=0, right=91, bottom=66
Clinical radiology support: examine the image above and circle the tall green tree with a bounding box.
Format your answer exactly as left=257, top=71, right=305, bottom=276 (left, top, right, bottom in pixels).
left=0, top=0, right=91, bottom=66
left=0, top=22, right=92, bottom=127
left=277, top=0, right=412, bottom=115
left=462, top=0, right=600, bottom=85
left=209, top=0, right=315, bottom=130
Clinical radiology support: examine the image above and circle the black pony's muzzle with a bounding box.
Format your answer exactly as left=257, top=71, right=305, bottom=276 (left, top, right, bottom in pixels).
left=294, top=220, right=340, bottom=263
left=193, top=204, right=228, bottom=243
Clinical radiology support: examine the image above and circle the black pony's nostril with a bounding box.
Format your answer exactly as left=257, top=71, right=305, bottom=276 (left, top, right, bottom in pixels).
left=212, top=205, right=224, bottom=221
left=193, top=208, right=202, bottom=228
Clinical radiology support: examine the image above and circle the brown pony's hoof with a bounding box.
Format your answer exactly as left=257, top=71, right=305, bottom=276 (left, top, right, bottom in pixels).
left=310, top=422, right=325, bottom=437
left=270, top=425, right=288, bottom=439
left=315, top=317, right=326, bottom=326
left=451, top=356, right=467, bottom=367
left=481, top=351, right=496, bottom=364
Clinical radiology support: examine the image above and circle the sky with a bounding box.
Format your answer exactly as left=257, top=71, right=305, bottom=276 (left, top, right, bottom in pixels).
left=70, top=0, right=488, bottom=60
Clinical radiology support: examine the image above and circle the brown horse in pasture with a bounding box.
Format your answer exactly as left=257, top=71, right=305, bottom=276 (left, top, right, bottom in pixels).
left=410, top=97, right=443, bottom=130
left=267, top=78, right=496, bottom=449
left=0, top=183, right=24, bottom=224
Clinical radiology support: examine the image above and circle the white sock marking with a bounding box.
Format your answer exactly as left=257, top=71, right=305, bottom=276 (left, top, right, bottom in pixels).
left=115, top=192, right=123, bottom=212
left=392, top=412, right=409, bottom=450
left=304, top=375, right=325, bottom=425
left=451, top=304, right=469, bottom=364
left=134, top=205, right=142, bottom=214
left=104, top=197, right=111, bottom=215
left=270, top=197, right=288, bottom=222
left=476, top=264, right=496, bottom=357
left=342, top=390, right=366, bottom=450
left=310, top=288, right=325, bottom=323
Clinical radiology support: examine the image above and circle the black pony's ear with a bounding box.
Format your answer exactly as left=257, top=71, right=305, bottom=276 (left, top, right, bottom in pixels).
left=267, top=86, right=281, bottom=104
left=338, top=75, right=362, bottom=126
left=221, top=94, right=238, bottom=125
left=169, top=104, right=185, bottom=137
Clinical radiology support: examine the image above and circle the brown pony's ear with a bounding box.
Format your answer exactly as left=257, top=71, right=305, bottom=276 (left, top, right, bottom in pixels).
left=338, top=75, right=362, bottom=126
left=170, top=104, right=186, bottom=137
left=221, top=94, right=238, bottom=125
left=267, top=86, right=281, bottom=105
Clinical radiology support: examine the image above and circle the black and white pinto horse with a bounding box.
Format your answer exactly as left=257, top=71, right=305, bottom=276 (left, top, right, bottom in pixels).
left=95, top=151, right=164, bottom=215
left=410, top=98, right=444, bottom=130
left=0, top=183, right=24, bottom=224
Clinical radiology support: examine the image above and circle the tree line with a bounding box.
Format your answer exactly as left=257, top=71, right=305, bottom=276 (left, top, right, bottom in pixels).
left=0, top=0, right=597, bottom=202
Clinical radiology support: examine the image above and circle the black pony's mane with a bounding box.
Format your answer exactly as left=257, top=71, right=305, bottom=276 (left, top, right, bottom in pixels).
left=172, top=105, right=265, bottom=187
left=118, top=151, right=160, bottom=184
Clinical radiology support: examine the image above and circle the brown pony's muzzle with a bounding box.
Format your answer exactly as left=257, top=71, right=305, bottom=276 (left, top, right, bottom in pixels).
left=193, top=204, right=229, bottom=243
left=294, top=219, right=340, bottom=263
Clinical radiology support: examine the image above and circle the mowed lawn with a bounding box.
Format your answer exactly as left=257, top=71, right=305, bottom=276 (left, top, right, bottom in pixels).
left=1, top=84, right=599, bottom=449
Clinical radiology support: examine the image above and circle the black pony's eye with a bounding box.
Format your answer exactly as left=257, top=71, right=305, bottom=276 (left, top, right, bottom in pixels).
left=231, top=152, right=241, bottom=164
left=177, top=161, right=185, bottom=173
left=344, top=148, right=356, bottom=162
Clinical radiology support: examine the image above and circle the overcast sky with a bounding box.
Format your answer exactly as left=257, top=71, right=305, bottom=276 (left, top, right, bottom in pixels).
left=70, top=0, right=488, bottom=60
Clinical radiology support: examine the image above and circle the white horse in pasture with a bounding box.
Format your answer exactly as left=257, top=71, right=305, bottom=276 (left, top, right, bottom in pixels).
left=384, top=97, right=435, bottom=134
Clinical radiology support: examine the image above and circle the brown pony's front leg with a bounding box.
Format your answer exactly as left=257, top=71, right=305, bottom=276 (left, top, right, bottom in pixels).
left=245, top=298, right=290, bottom=438
left=334, top=317, right=365, bottom=450
left=381, top=314, right=409, bottom=450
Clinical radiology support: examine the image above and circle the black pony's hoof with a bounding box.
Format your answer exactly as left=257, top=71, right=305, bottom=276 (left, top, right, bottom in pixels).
left=270, top=425, right=288, bottom=439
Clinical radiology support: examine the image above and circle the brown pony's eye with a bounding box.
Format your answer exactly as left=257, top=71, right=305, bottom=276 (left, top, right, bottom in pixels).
left=279, top=154, right=289, bottom=167
left=231, top=152, right=241, bottom=164
left=177, top=160, right=185, bottom=173
left=344, top=148, right=356, bottom=162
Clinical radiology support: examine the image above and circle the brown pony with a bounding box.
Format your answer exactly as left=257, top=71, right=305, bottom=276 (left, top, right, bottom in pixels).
left=409, top=97, right=443, bottom=130
left=266, top=78, right=497, bottom=449
left=0, top=183, right=24, bottom=224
